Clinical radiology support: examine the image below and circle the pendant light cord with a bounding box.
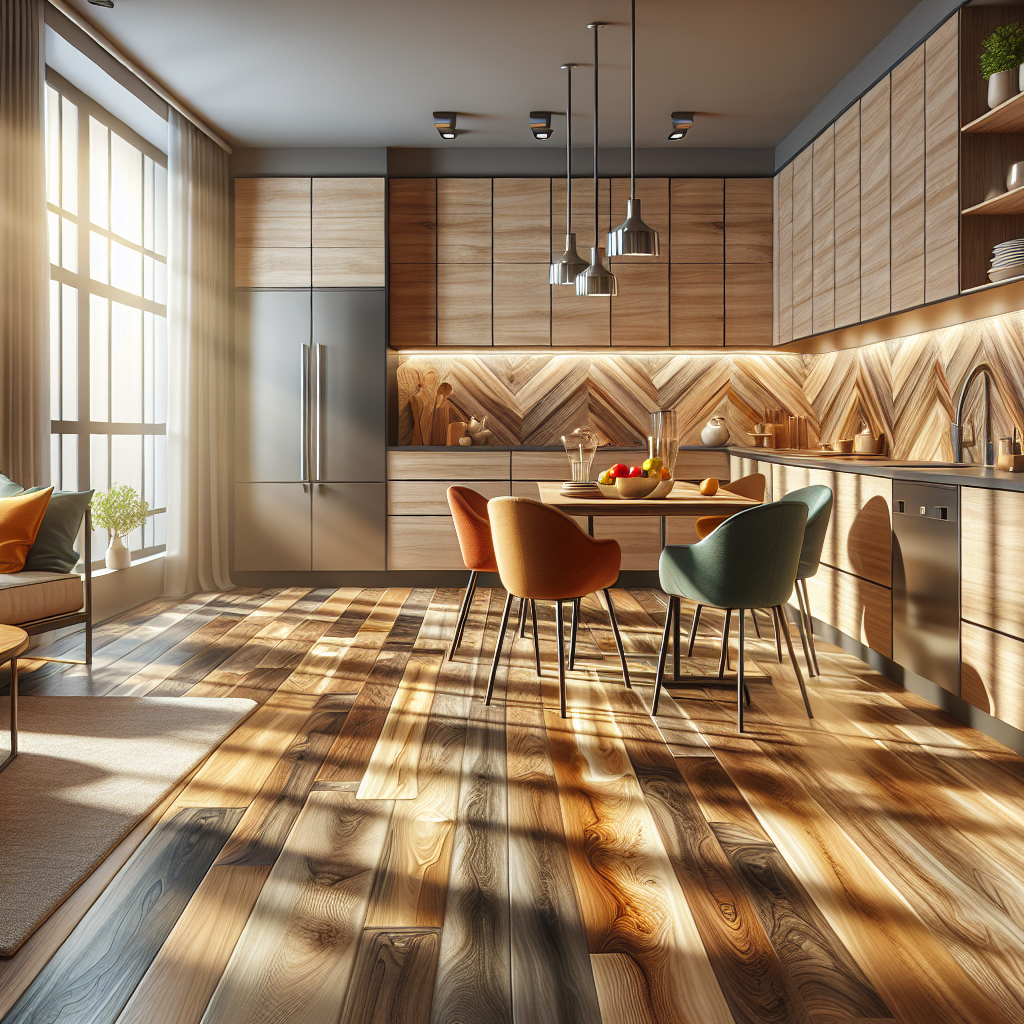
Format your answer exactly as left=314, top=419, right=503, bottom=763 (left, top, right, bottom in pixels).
left=593, top=23, right=600, bottom=248
left=630, top=0, right=636, bottom=201
left=566, top=65, right=572, bottom=234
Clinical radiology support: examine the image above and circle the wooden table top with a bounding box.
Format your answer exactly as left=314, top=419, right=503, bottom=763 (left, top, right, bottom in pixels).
left=536, top=481, right=758, bottom=517
left=0, top=624, right=29, bottom=663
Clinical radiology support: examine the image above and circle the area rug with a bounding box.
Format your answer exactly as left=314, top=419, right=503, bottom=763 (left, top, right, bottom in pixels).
left=0, top=695, right=255, bottom=955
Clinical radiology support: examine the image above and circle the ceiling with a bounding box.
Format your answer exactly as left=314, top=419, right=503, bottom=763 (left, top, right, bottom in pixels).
left=67, top=0, right=922, bottom=151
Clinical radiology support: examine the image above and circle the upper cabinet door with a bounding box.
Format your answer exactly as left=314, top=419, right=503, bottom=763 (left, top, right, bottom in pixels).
left=493, top=179, right=550, bottom=262
left=389, top=179, right=436, bottom=263
left=833, top=105, right=861, bottom=328
left=860, top=76, right=891, bottom=321
left=924, top=16, right=959, bottom=303
left=670, top=179, right=723, bottom=263
left=725, top=179, right=772, bottom=263
left=610, top=178, right=669, bottom=263
left=890, top=45, right=926, bottom=313
left=811, top=132, right=835, bottom=334
left=311, top=178, right=385, bottom=287
left=791, top=148, right=813, bottom=338
left=776, top=164, right=794, bottom=344
left=437, top=179, right=492, bottom=263
left=235, top=178, right=311, bottom=247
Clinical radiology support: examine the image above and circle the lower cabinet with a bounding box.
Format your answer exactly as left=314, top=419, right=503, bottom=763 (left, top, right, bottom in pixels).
left=805, top=562, right=892, bottom=659
left=388, top=515, right=465, bottom=570
left=235, top=482, right=386, bottom=571
left=960, top=620, right=1024, bottom=732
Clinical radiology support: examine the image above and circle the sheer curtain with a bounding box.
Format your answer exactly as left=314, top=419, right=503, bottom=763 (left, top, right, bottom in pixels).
left=0, top=0, right=49, bottom=488
left=165, top=109, right=233, bottom=594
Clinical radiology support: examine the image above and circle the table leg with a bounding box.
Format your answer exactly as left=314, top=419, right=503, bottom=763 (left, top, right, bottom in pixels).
left=587, top=515, right=594, bottom=537
left=661, top=515, right=667, bottom=549
left=1, top=657, right=18, bottom=772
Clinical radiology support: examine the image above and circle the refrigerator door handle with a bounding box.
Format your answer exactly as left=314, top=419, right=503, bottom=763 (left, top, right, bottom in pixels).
left=316, top=343, right=326, bottom=484
left=300, top=344, right=310, bottom=483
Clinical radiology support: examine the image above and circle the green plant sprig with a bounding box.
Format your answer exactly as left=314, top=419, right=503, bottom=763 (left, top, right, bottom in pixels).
left=979, top=23, right=1024, bottom=79
left=91, top=484, right=150, bottom=536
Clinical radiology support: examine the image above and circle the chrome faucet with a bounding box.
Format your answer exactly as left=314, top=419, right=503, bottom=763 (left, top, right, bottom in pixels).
left=950, top=361, right=1002, bottom=466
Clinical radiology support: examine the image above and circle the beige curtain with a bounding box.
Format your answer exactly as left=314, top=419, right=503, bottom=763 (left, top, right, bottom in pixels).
left=165, top=109, right=233, bottom=594
left=0, top=0, right=49, bottom=488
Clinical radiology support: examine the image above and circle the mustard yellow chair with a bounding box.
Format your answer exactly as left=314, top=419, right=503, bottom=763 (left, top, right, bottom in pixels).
left=484, top=497, right=630, bottom=718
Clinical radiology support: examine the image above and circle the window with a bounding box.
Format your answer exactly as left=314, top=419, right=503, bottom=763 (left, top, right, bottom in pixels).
left=45, top=71, right=167, bottom=564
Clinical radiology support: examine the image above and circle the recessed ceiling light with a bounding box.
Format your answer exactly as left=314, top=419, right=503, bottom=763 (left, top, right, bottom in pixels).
left=529, top=111, right=554, bottom=140
left=668, top=111, right=694, bottom=140
left=433, top=112, right=457, bottom=140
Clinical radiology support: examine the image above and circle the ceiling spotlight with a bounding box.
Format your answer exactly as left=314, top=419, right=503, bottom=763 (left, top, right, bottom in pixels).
left=88, top=0, right=115, bottom=6
left=668, top=112, right=694, bottom=141
left=529, top=111, right=554, bottom=140
left=433, top=112, right=458, bottom=140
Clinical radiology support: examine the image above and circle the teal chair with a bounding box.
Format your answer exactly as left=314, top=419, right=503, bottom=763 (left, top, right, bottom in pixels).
left=781, top=485, right=834, bottom=678
left=652, top=500, right=813, bottom=731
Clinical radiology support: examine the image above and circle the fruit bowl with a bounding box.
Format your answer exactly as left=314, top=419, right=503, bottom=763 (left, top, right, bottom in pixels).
left=645, top=477, right=675, bottom=499
left=597, top=482, right=619, bottom=498
left=615, top=475, right=659, bottom=499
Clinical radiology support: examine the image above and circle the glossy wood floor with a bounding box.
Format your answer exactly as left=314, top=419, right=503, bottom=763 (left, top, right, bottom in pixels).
left=3, top=586, right=1024, bottom=1024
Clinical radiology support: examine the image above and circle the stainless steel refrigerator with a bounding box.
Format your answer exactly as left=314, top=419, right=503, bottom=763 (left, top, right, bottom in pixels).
left=234, top=288, right=386, bottom=571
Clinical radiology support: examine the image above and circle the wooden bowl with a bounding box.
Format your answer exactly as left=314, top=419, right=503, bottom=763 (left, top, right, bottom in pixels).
left=615, top=475, right=659, bottom=500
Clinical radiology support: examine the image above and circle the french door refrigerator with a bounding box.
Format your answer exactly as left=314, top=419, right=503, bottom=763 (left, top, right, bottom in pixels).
left=234, top=288, right=386, bottom=572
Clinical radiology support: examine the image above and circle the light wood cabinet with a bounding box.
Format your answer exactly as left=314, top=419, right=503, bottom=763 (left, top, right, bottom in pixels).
left=805, top=562, right=893, bottom=659
left=235, top=248, right=310, bottom=289
left=493, top=264, right=549, bottom=346
left=387, top=516, right=465, bottom=570
left=961, top=486, right=1024, bottom=639
left=235, top=178, right=311, bottom=248
left=811, top=131, right=835, bottom=333
left=594, top=517, right=661, bottom=571
left=311, top=179, right=385, bottom=248
left=389, top=179, right=436, bottom=263
left=791, top=149, right=813, bottom=338
left=552, top=284, right=610, bottom=347
left=312, top=248, right=384, bottom=288
left=389, top=264, right=435, bottom=348
left=388, top=450, right=510, bottom=480
left=670, top=179, right=723, bottom=262
left=611, top=179, right=669, bottom=263
left=725, top=264, right=772, bottom=347
left=890, top=45, right=925, bottom=313
left=611, top=263, right=669, bottom=346
left=437, top=179, right=492, bottom=264
left=776, top=164, right=794, bottom=345
left=671, top=265, right=723, bottom=346
left=551, top=177, right=610, bottom=254
left=860, top=77, right=891, bottom=321
left=437, top=264, right=491, bottom=346
left=725, top=179, right=772, bottom=263
left=388, top=479, right=509, bottom=515
left=960, top=620, right=1024, bottom=732
left=493, top=179, right=550, bottom=263
left=833, top=106, right=861, bottom=328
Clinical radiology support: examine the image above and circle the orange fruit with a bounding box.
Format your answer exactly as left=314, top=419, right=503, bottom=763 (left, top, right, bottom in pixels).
left=699, top=477, right=719, bottom=495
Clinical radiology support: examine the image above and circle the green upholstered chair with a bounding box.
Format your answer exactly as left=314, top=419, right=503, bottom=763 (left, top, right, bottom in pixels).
left=781, top=484, right=834, bottom=678
left=653, top=500, right=813, bottom=731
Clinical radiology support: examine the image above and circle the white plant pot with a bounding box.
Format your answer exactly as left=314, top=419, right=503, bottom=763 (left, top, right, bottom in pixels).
left=987, top=69, right=1018, bottom=109
left=105, top=532, right=131, bottom=570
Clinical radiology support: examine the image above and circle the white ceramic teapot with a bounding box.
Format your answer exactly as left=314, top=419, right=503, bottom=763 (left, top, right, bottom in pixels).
left=700, top=416, right=730, bottom=447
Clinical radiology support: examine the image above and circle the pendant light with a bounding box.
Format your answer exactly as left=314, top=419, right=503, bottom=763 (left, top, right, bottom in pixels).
left=607, top=0, right=660, bottom=256
left=550, top=64, right=589, bottom=285
left=577, top=22, right=617, bottom=297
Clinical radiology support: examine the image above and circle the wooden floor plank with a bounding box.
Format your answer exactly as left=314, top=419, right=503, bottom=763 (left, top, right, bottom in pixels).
left=590, top=953, right=657, bottom=1024
left=198, top=787, right=394, bottom=1024
left=4, top=807, right=243, bottom=1024
left=114, top=865, right=271, bottom=1024
left=429, top=702, right=512, bottom=1024
left=339, top=929, right=440, bottom=1024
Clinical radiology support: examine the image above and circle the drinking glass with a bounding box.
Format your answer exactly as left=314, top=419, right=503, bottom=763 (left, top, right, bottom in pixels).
left=562, top=427, right=598, bottom=481
left=649, top=410, right=679, bottom=475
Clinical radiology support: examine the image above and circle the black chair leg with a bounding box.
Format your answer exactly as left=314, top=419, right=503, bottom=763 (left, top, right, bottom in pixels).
left=748, top=608, right=762, bottom=640
left=737, top=607, right=746, bottom=732
left=568, top=597, right=580, bottom=669
left=448, top=570, right=478, bottom=660
left=775, top=605, right=813, bottom=720
left=603, top=589, right=631, bottom=689
left=770, top=605, right=784, bottom=663
left=651, top=596, right=674, bottom=716
left=556, top=599, right=567, bottom=718
left=686, top=603, right=702, bottom=656
left=484, top=591, right=515, bottom=706
left=790, top=595, right=815, bottom=677
left=530, top=599, right=541, bottom=676
left=799, top=579, right=821, bottom=676
left=717, top=609, right=732, bottom=679
left=519, top=596, right=528, bottom=638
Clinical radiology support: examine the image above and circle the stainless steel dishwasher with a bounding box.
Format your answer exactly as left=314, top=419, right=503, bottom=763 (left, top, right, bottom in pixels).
left=892, top=481, right=960, bottom=694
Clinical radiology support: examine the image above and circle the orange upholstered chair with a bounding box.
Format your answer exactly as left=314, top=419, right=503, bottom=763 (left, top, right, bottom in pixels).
left=484, top=497, right=630, bottom=718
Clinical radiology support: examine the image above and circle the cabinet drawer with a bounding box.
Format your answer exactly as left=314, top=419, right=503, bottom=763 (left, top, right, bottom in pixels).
left=388, top=450, right=510, bottom=480
left=960, top=620, right=1024, bottom=732
left=805, top=563, right=891, bottom=659
left=388, top=480, right=509, bottom=515
left=962, top=487, right=1024, bottom=638
left=593, top=517, right=661, bottom=571
left=675, top=450, right=730, bottom=481
left=387, top=516, right=466, bottom=570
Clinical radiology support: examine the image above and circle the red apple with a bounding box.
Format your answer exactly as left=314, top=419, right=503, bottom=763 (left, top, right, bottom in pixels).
left=608, top=463, right=628, bottom=479
left=628, top=466, right=644, bottom=478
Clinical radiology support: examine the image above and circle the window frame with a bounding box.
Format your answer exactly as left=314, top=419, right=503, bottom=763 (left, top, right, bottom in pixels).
left=45, top=68, right=168, bottom=567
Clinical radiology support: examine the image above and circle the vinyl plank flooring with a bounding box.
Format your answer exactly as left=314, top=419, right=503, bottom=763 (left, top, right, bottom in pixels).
left=4, top=807, right=243, bottom=1024
left=199, top=787, right=394, bottom=1024
left=590, top=953, right=657, bottom=1024
left=114, top=865, right=271, bottom=1024
left=339, top=929, right=440, bottom=1024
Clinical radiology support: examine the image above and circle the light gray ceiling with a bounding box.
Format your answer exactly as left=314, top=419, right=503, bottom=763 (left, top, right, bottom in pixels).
left=68, top=0, right=922, bottom=151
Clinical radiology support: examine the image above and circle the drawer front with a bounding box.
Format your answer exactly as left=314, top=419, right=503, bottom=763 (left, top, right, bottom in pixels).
left=962, top=487, right=1024, bottom=640
left=960, top=620, right=1024, bottom=732
left=387, top=516, right=466, bottom=570
left=387, top=450, right=511, bottom=480
left=388, top=480, right=509, bottom=515
left=805, top=562, right=892, bottom=659
left=511, top=451, right=572, bottom=480
left=675, top=450, right=730, bottom=481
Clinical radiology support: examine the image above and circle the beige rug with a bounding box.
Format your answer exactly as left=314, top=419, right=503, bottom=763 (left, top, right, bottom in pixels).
left=0, top=695, right=255, bottom=955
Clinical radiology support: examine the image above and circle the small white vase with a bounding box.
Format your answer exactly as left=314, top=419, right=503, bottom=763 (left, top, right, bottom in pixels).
left=700, top=416, right=730, bottom=447
left=105, top=532, right=131, bottom=570
left=987, top=69, right=1018, bottom=109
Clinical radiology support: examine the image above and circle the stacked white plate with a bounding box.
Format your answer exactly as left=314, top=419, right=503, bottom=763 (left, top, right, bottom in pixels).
left=560, top=480, right=603, bottom=498
left=989, top=238, right=1024, bottom=283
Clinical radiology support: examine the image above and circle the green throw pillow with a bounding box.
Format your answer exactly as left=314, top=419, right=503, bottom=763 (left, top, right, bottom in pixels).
left=23, top=488, right=95, bottom=573
left=0, top=473, right=23, bottom=498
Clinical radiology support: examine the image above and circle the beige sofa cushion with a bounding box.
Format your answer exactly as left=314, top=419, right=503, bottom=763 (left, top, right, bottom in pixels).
left=0, top=572, right=83, bottom=625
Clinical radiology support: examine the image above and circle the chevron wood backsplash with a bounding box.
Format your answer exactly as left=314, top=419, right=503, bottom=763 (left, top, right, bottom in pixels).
left=397, top=310, right=1024, bottom=459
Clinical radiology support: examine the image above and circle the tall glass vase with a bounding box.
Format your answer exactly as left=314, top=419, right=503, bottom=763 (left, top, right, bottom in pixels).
left=648, top=410, right=679, bottom=476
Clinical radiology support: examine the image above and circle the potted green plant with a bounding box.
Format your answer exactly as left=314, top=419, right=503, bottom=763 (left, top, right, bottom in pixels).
left=979, top=22, right=1024, bottom=109
left=91, top=484, right=149, bottom=569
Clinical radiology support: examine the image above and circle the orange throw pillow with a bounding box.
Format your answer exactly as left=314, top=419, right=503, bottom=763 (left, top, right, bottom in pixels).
left=0, top=487, right=54, bottom=572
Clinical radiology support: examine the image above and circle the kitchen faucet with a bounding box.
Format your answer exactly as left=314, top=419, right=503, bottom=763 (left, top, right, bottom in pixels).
left=950, top=361, right=1006, bottom=466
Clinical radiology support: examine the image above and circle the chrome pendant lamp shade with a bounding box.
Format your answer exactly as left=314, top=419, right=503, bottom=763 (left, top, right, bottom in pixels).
left=550, top=64, right=589, bottom=285
left=607, top=0, right=660, bottom=257
left=577, top=23, right=617, bottom=297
